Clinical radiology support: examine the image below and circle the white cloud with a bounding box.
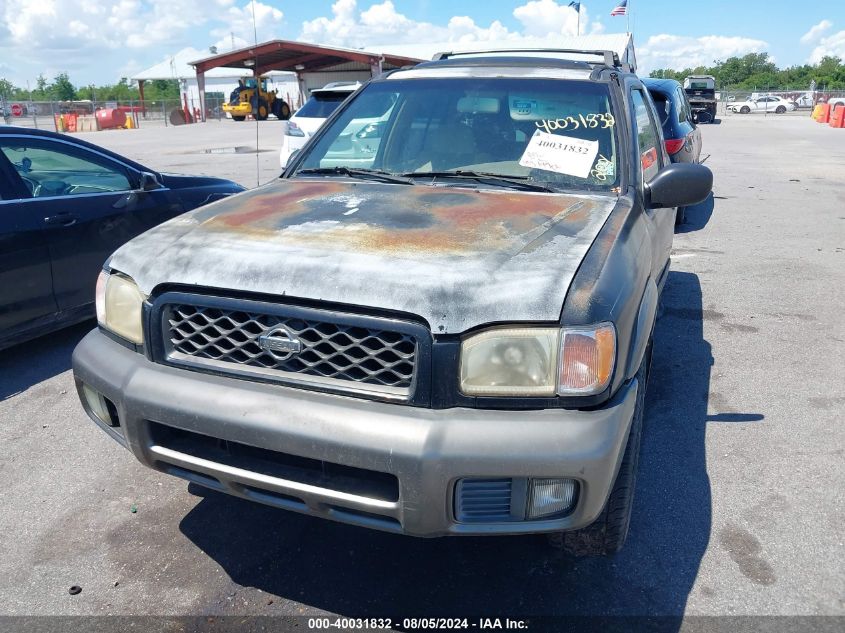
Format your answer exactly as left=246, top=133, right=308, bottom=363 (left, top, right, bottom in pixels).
left=638, top=34, right=768, bottom=73
left=2, top=0, right=208, bottom=52
left=513, top=0, right=580, bottom=37
left=800, top=19, right=833, bottom=44
left=210, top=1, right=284, bottom=45
left=299, top=0, right=598, bottom=48
left=809, top=29, right=845, bottom=63
left=0, top=0, right=284, bottom=84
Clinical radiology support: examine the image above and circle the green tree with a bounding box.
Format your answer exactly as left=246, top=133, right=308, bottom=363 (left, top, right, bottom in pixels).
left=31, top=74, right=49, bottom=100
left=52, top=72, right=77, bottom=101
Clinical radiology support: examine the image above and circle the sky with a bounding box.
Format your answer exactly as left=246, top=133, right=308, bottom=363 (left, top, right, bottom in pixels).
left=0, top=0, right=842, bottom=87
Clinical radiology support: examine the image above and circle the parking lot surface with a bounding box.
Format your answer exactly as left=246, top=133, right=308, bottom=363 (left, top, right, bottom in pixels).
left=0, top=114, right=842, bottom=621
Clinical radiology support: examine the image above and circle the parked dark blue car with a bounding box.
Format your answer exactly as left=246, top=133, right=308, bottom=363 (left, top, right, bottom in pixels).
left=0, top=126, right=244, bottom=349
left=643, top=79, right=703, bottom=225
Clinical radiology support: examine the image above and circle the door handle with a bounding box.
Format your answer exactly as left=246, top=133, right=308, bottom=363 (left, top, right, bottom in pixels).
left=43, top=213, right=79, bottom=227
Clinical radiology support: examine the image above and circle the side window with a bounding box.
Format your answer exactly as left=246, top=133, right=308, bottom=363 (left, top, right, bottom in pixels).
left=631, top=89, right=661, bottom=184
left=677, top=89, right=690, bottom=123
left=0, top=140, right=132, bottom=198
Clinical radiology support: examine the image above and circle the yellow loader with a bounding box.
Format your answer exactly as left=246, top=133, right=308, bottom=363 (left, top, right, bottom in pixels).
left=223, top=76, right=291, bottom=121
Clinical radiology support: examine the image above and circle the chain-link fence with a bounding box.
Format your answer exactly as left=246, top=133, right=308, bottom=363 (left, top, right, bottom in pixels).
left=718, top=88, right=845, bottom=112
left=0, top=96, right=230, bottom=131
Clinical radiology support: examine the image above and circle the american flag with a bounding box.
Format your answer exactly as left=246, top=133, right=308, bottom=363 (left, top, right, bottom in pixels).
left=610, top=0, right=628, bottom=16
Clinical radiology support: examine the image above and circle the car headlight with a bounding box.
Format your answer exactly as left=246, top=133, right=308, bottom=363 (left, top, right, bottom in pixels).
left=459, top=324, right=616, bottom=397
left=95, top=270, right=146, bottom=344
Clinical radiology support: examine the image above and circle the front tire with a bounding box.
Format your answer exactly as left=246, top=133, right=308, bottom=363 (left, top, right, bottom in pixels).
left=547, top=355, right=648, bottom=556
left=254, top=99, right=269, bottom=121
left=740, top=105, right=750, bottom=114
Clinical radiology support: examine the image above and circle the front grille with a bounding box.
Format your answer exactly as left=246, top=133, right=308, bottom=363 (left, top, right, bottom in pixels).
left=160, top=299, right=420, bottom=399
left=149, top=422, right=400, bottom=502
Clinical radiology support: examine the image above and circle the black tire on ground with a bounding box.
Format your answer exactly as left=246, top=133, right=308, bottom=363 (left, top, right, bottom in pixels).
left=675, top=206, right=686, bottom=226
left=775, top=105, right=786, bottom=114
left=740, top=105, right=750, bottom=114
left=272, top=99, right=292, bottom=120
left=697, top=110, right=713, bottom=124
left=231, top=115, right=246, bottom=122
left=547, top=352, right=649, bottom=556
left=254, top=99, right=269, bottom=121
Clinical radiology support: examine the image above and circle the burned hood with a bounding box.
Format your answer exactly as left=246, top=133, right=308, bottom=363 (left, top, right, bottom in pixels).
left=109, top=179, right=617, bottom=334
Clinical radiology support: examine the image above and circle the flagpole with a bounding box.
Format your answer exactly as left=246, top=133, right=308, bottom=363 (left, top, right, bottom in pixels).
left=627, top=0, right=631, bottom=35
left=577, top=6, right=580, bottom=36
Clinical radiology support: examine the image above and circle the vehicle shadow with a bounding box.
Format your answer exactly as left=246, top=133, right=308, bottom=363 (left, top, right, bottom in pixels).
left=677, top=192, right=715, bottom=234
left=178, top=271, right=754, bottom=622
left=0, top=321, right=92, bottom=401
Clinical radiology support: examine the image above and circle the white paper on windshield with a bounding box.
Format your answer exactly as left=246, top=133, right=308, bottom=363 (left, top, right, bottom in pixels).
left=518, top=130, right=599, bottom=178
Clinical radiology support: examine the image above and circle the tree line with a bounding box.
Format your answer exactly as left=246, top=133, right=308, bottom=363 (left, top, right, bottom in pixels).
left=650, top=53, right=845, bottom=90
left=0, top=73, right=181, bottom=102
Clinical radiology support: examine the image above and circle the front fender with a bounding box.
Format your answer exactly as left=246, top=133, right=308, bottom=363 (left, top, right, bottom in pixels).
left=561, top=189, right=656, bottom=399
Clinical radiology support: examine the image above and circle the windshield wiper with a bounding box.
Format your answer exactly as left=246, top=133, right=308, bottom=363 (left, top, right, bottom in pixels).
left=401, top=170, right=555, bottom=193
left=296, top=166, right=413, bottom=185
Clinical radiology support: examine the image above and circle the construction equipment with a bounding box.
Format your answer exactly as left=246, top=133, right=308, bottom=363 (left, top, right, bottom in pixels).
left=223, top=76, right=291, bottom=121
left=683, top=75, right=717, bottom=123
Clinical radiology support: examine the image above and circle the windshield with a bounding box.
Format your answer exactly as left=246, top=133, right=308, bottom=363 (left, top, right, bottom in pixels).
left=296, top=92, right=353, bottom=118
left=293, top=78, right=620, bottom=192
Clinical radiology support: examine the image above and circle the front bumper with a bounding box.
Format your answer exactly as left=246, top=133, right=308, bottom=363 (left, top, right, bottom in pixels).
left=72, top=329, right=639, bottom=537
left=222, top=103, right=251, bottom=116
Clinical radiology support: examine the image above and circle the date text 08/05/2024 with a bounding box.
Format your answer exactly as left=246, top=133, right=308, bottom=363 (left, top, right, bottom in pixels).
left=307, top=617, right=530, bottom=629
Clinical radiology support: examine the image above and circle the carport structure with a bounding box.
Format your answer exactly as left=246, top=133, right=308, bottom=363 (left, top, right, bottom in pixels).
left=190, top=39, right=423, bottom=121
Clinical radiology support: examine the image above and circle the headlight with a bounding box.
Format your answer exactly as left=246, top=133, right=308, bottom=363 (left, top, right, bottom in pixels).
left=460, top=328, right=560, bottom=396
left=95, top=270, right=145, bottom=344
left=459, top=324, right=615, bottom=398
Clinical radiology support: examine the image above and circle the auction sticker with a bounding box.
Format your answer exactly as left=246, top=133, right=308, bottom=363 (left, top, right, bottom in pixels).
left=519, top=129, right=599, bottom=178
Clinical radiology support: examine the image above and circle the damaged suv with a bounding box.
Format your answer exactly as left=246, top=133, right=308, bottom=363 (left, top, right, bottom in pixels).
left=73, top=50, right=711, bottom=555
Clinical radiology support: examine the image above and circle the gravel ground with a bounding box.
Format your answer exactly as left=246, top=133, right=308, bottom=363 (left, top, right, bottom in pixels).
left=0, top=113, right=842, bottom=626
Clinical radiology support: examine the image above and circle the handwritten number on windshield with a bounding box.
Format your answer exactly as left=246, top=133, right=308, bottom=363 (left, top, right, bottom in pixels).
left=535, top=113, right=615, bottom=133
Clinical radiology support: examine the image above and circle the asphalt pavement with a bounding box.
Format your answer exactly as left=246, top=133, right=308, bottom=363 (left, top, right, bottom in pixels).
left=0, top=113, right=842, bottom=626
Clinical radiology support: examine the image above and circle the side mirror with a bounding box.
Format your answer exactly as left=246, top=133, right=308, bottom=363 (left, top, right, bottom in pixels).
left=139, top=171, right=161, bottom=192
left=646, top=163, right=712, bottom=209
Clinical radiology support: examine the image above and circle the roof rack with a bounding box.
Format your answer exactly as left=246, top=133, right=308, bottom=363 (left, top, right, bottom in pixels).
left=432, top=48, right=626, bottom=70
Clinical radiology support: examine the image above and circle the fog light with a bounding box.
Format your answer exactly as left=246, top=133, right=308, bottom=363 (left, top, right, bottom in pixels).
left=82, top=384, right=117, bottom=427
left=527, top=478, right=577, bottom=519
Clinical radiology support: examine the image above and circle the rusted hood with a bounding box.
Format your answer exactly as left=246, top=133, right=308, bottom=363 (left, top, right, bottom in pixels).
left=109, top=179, right=617, bottom=333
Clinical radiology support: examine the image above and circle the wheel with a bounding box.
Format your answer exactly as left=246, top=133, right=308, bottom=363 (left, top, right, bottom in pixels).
left=740, top=106, right=750, bottom=114
left=231, top=115, right=246, bottom=122
left=272, top=100, right=291, bottom=120
left=675, top=206, right=686, bottom=226
left=254, top=99, right=269, bottom=121
left=775, top=105, right=786, bottom=114
left=547, top=354, right=649, bottom=556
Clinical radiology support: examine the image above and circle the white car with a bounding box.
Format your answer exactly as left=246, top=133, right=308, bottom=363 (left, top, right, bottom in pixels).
left=279, top=82, right=360, bottom=168
left=729, top=96, right=796, bottom=114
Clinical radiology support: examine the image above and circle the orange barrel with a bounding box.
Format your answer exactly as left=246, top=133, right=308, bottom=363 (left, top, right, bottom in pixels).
left=66, top=113, right=78, bottom=132
left=830, top=104, right=845, bottom=128
left=816, top=103, right=831, bottom=123
left=95, top=108, right=127, bottom=129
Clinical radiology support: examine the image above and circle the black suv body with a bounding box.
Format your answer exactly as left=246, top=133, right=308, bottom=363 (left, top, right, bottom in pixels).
left=73, top=50, right=711, bottom=555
